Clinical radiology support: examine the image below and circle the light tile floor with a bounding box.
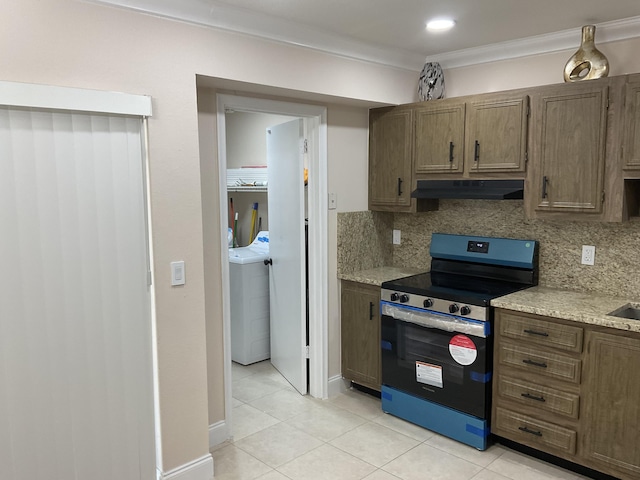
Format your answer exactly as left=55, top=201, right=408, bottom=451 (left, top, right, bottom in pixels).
left=211, top=361, right=590, bottom=480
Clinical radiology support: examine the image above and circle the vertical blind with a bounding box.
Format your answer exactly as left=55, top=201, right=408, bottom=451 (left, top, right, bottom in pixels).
left=0, top=107, right=155, bottom=480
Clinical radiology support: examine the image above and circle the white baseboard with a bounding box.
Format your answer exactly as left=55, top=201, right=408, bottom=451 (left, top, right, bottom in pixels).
left=209, top=419, right=231, bottom=448
left=328, top=374, right=349, bottom=397
left=162, top=454, right=213, bottom=480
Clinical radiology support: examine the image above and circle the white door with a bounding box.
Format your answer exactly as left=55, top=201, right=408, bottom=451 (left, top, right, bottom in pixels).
left=266, top=118, right=307, bottom=394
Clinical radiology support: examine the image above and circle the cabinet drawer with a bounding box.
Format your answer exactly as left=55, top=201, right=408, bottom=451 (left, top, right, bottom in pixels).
left=499, top=342, right=581, bottom=384
left=497, top=374, right=580, bottom=419
left=495, top=407, right=577, bottom=455
left=499, top=312, right=583, bottom=353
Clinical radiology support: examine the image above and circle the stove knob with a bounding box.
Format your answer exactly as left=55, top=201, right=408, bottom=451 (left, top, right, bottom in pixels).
left=390, top=293, right=399, bottom=301
left=460, top=306, right=471, bottom=315
left=449, top=303, right=459, bottom=314
left=423, top=298, right=434, bottom=308
left=399, top=294, right=409, bottom=303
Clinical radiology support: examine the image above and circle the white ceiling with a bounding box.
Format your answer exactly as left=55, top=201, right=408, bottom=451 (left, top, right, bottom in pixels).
left=93, top=0, right=640, bottom=70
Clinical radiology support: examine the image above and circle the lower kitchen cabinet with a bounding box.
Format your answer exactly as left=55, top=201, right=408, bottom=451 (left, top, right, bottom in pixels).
left=581, top=331, right=640, bottom=478
left=493, top=308, right=640, bottom=480
left=341, top=281, right=381, bottom=391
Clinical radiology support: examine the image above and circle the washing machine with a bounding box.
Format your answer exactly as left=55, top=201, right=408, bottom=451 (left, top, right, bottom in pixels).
left=228, top=231, right=270, bottom=365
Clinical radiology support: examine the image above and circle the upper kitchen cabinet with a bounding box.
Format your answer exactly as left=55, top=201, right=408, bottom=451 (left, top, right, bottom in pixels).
left=414, top=100, right=465, bottom=174
left=368, top=106, right=414, bottom=211
left=414, top=93, right=529, bottom=177
left=527, top=79, right=610, bottom=218
left=465, top=94, right=529, bottom=174
left=623, top=74, right=640, bottom=173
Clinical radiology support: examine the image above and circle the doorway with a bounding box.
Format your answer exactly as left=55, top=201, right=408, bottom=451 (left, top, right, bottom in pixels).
left=216, top=94, right=328, bottom=442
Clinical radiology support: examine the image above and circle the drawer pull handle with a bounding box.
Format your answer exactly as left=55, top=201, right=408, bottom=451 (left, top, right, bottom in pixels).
left=522, top=359, right=548, bottom=368
left=523, top=329, right=549, bottom=337
left=519, top=426, right=543, bottom=437
left=521, top=392, right=546, bottom=402
left=449, top=141, right=454, bottom=163
left=397, top=177, right=403, bottom=196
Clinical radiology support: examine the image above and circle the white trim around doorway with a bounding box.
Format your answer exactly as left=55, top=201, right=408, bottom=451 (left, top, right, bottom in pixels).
left=215, top=94, right=328, bottom=445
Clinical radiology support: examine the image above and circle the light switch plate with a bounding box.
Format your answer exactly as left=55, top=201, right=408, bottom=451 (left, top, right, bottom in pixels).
left=392, top=230, right=401, bottom=245
left=328, top=192, right=337, bottom=210
left=171, top=261, right=185, bottom=286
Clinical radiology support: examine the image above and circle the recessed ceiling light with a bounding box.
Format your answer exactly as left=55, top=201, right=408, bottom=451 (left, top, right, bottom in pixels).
left=426, top=18, right=456, bottom=32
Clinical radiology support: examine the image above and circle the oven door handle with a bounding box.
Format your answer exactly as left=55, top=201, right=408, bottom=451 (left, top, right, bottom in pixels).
left=381, top=302, right=488, bottom=338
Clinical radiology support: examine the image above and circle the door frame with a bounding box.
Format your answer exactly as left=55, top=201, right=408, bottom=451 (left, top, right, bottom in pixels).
left=216, top=94, right=328, bottom=432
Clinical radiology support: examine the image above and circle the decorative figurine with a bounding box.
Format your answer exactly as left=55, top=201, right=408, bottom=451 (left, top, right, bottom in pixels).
left=418, top=62, right=445, bottom=100
left=564, top=25, right=609, bottom=82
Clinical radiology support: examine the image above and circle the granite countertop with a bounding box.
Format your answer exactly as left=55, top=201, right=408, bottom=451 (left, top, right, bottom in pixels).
left=338, top=266, right=425, bottom=286
left=492, top=286, right=640, bottom=333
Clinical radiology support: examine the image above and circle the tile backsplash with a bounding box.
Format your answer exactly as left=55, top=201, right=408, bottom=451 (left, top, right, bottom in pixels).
left=338, top=200, right=640, bottom=299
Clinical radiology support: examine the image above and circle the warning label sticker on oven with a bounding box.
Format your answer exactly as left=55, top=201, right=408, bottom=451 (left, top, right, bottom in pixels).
left=449, top=334, right=477, bottom=366
left=415, top=361, right=443, bottom=388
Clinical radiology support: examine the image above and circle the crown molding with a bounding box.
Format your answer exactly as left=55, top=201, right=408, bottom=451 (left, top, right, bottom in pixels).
left=88, top=1, right=640, bottom=72
left=427, top=16, right=640, bottom=69
left=87, top=0, right=425, bottom=71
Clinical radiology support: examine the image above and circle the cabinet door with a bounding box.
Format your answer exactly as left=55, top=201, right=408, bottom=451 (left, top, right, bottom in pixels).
left=414, top=102, right=465, bottom=174
left=623, top=77, right=640, bottom=171
left=341, top=281, right=381, bottom=390
left=582, top=331, right=640, bottom=477
left=466, top=95, right=529, bottom=173
left=369, top=107, right=413, bottom=211
left=531, top=83, right=608, bottom=214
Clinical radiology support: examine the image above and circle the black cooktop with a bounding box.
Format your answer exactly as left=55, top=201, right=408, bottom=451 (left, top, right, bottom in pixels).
left=381, top=271, right=532, bottom=307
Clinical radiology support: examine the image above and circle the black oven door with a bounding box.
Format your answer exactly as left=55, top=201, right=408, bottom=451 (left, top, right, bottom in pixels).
left=381, top=307, right=492, bottom=419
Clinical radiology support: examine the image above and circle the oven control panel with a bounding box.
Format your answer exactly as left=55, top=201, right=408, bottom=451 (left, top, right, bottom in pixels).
left=381, top=289, right=488, bottom=322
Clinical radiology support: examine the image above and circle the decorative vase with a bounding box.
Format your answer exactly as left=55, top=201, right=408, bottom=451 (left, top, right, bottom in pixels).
left=418, top=62, right=445, bottom=101
left=563, top=25, right=609, bottom=82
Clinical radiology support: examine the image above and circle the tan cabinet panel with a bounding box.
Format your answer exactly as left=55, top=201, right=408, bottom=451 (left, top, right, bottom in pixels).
left=498, top=311, right=583, bottom=353
left=530, top=82, right=608, bottom=214
left=414, top=101, right=465, bottom=174
left=340, top=281, right=381, bottom=390
left=494, top=407, right=577, bottom=455
left=369, top=107, right=414, bottom=211
left=623, top=76, right=640, bottom=171
left=582, top=331, right=640, bottom=477
left=466, top=95, right=529, bottom=173
left=498, top=341, right=582, bottom=384
left=496, top=374, right=580, bottom=419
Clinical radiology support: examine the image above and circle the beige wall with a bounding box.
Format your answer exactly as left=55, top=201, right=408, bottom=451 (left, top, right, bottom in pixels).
left=9, top=0, right=640, bottom=471
left=226, top=111, right=292, bottom=168
left=445, top=37, right=640, bottom=97
left=3, top=0, right=419, bottom=472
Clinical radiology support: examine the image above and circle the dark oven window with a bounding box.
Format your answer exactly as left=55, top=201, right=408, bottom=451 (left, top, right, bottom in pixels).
left=382, top=314, right=492, bottom=419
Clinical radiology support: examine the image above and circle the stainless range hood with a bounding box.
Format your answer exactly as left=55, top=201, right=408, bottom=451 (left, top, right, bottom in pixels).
left=411, top=179, right=524, bottom=200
